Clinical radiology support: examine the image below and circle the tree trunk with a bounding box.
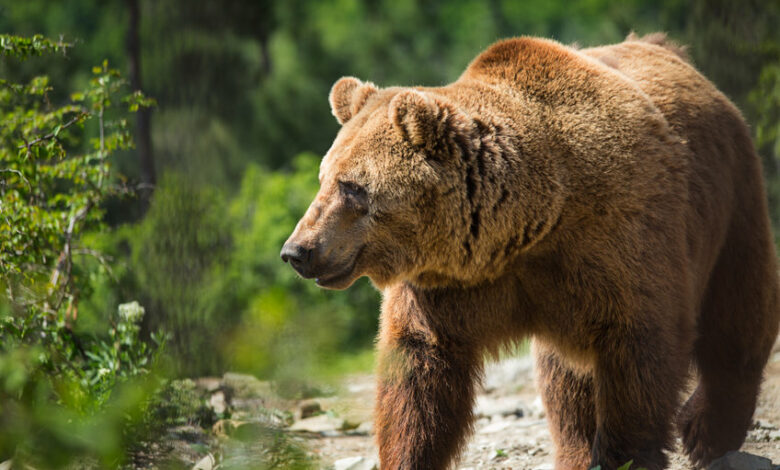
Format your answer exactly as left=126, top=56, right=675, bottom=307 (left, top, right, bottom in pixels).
left=126, top=0, right=155, bottom=205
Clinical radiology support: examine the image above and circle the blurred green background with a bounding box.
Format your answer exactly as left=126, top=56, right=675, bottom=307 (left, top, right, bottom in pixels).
left=1, top=0, right=779, bottom=467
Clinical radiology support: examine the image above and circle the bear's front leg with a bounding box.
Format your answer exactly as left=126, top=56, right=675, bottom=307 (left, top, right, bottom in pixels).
left=375, top=291, right=483, bottom=470
left=589, top=332, right=689, bottom=470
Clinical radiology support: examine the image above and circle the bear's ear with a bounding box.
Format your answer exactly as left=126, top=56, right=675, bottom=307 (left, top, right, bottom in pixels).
left=389, top=90, right=473, bottom=150
left=329, top=77, right=378, bottom=125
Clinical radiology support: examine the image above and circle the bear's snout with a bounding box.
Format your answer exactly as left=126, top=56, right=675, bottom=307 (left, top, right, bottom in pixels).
left=280, top=242, right=314, bottom=278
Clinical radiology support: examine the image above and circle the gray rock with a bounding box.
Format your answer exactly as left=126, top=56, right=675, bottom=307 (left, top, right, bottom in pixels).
left=356, top=420, right=374, bottom=435
left=209, top=390, right=228, bottom=415
left=333, top=456, right=378, bottom=470
left=222, top=372, right=274, bottom=399
left=533, top=464, right=554, bottom=470
left=194, top=377, right=222, bottom=393
left=478, top=419, right=515, bottom=434
left=298, top=399, right=322, bottom=419
left=289, top=414, right=346, bottom=434
left=192, top=453, right=216, bottom=470
left=707, top=451, right=773, bottom=470
left=212, top=418, right=241, bottom=439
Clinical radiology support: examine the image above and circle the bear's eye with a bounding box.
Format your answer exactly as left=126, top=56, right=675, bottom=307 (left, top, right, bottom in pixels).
left=338, top=180, right=368, bottom=205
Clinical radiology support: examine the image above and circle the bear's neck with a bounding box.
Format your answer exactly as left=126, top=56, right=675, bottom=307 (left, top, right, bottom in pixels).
left=416, top=112, right=565, bottom=288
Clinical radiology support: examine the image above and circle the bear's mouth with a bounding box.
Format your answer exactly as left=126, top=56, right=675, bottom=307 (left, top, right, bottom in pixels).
left=315, top=245, right=364, bottom=289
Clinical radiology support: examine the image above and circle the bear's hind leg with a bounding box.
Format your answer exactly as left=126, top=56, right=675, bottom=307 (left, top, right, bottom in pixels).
left=679, top=226, right=780, bottom=468
left=678, top=376, right=762, bottom=468
left=535, top=341, right=596, bottom=470
left=589, top=329, right=689, bottom=470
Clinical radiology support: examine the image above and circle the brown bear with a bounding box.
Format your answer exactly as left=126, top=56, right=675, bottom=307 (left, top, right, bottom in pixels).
left=281, top=33, right=780, bottom=470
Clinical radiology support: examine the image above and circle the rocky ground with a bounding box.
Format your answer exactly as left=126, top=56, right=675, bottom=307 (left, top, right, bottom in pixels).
left=153, top=337, right=780, bottom=470
left=289, top=337, right=780, bottom=470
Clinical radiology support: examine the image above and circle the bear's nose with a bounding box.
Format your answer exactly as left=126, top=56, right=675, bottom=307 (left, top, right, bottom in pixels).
left=280, top=242, right=314, bottom=277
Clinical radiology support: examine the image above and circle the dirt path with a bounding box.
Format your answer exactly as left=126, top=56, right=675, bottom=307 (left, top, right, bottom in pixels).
left=302, top=338, right=780, bottom=469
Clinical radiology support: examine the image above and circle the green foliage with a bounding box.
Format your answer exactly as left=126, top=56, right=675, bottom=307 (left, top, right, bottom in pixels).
left=119, top=152, right=380, bottom=379
left=752, top=63, right=780, bottom=162
left=0, top=34, right=164, bottom=467
left=0, top=34, right=71, bottom=59
left=0, top=3, right=779, bottom=467
left=0, top=306, right=165, bottom=468
left=751, top=61, right=780, bottom=229
left=128, top=173, right=232, bottom=374
left=222, top=153, right=380, bottom=386
left=144, top=379, right=215, bottom=429
left=4, top=1, right=778, bottom=385
left=590, top=460, right=647, bottom=470
left=220, top=431, right=316, bottom=470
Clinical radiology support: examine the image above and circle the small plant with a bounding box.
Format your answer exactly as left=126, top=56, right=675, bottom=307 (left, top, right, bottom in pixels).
left=0, top=34, right=161, bottom=467
left=82, top=302, right=169, bottom=408
left=590, top=460, right=647, bottom=470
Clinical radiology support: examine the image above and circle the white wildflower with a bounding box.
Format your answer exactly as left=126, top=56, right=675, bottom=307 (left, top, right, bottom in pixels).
left=118, top=301, right=145, bottom=323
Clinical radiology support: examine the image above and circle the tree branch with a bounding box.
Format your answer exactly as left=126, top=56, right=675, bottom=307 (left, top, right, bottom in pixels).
left=17, top=112, right=87, bottom=151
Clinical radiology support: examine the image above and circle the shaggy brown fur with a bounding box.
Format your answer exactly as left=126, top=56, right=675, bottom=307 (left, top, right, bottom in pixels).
left=281, top=33, right=780, bottom=470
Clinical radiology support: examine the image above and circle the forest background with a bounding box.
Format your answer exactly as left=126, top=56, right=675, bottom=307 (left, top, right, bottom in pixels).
left=1, top=0, right=778, bottom=467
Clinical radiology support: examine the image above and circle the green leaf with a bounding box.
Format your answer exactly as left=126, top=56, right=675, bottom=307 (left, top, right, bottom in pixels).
left=617, top=461, right=634, bottom=470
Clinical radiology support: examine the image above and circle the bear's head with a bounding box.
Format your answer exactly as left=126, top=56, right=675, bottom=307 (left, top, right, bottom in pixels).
left=281, top=76, right=550, bottom=289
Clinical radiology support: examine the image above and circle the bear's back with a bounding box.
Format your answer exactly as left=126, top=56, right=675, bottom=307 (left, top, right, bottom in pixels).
left=583, top=36, right=763, bottom=279
left=460, top=34, right=764, bottom=297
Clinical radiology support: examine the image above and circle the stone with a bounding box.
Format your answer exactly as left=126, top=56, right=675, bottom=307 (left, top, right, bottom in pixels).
left=529, top=395, right=546, bottom=418
left=192, top=453, right=216, bottom=470
left=478, top=419, right=515, bottom=434
left=754, top=420, right=777, bottom=430
left=333, top=456, right=378, bottom=470
left=194, top=377, right=222, bottom=393
left=356, top=420, right=374, bottom=435
left=707, top=451, right=773, bottom=470
left=212, top=418, right=266, bottom=440
left=289, top=413, right=346, bottom=434
left=533, top=464, right=554, bottom=470
left=222, top=372, right=274, bottom=399
left=209, top=390, right=228, bottom=415
left=213, top=418, right=241, bottom=438
left=298, top=399, right=322, bottom=419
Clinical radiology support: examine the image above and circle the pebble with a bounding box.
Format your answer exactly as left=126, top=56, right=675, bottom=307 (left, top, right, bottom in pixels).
left=192, top=453, right=216, bottom=470
left=533, top=464, right=554, bottom=470
left=707, top=451, right=773, bottom=470
left=333, top=456, right=378, bottom=470
left=478, top=419, right=515, bottom=434
left=530, top=396, right=546, bottom=418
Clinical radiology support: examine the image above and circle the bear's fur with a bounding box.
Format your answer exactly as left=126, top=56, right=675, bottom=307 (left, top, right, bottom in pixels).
left=281, top=33, right=780, bottom=470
